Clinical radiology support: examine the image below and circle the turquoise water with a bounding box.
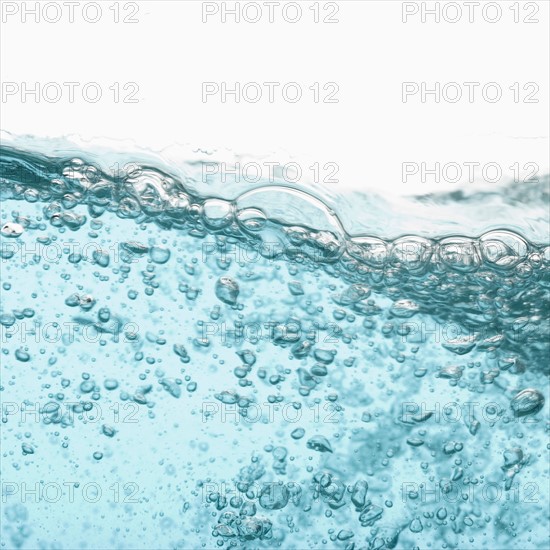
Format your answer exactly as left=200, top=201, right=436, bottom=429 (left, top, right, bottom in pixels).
left=0, top=141, right=548, bottom=549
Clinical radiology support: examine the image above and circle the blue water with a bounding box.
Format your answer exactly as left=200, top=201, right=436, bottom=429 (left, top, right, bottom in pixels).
left=0, top=138, right=549, bottom=550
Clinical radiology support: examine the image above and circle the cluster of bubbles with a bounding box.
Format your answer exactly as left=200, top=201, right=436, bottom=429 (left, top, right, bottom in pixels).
left=2, top=149, right=548, bottom=368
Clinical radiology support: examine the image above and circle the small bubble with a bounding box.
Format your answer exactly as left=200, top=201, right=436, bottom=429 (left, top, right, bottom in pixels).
left=306, top=435, right=332, bottom=453
left=15, top=349, right=30, bottom=362
left=21, top=443, right=34, bottom=455
left=104, top=378, right=119, bottom=390
left=215, top=277, right=240, bottom=305
left=149, top=246, right=171, bottom=264
left=1, top=222, right=24, bottom=238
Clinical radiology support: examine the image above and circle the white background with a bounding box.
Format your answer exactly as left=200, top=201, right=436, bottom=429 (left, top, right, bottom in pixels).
left=1, top=0, right=549, bottom=196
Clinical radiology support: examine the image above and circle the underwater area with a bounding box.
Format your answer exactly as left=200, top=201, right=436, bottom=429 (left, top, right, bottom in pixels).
left=0, top=142, right=549, bottom=550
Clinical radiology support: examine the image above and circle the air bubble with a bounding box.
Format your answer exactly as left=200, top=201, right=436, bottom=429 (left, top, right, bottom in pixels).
left=215, top=277, right=240, bottom=305
left=479, top=230, right=528, bottom=268
left=202, top=199, right=234, bottom=229
left=306, top=435, right=332, bottom=453
left=510, top=389, right=545, bottom=417
left=291, top=428, right=305, bottom=440
left=1, top=222, right=24, bottom=238
left=149, top=246, right=171, bottom=264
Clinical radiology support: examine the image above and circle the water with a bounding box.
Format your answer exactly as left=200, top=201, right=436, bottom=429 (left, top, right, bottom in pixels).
left=0, top=138, right=549, bottom=550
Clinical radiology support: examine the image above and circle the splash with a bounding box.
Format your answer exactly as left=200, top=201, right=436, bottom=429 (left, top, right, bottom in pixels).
left=0, top=137, right=548, bottom=550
